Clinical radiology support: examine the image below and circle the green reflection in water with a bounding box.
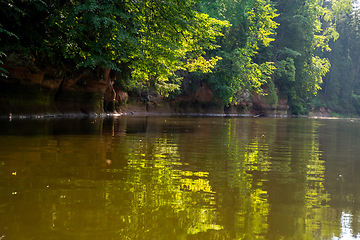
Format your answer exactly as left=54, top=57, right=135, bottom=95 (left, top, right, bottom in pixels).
left=0, top=117, right=359, bottom=239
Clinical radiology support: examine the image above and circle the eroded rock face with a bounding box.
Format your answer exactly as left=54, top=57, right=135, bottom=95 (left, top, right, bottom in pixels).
left=0, top=55, right=289, bottom=116
left=251, top=93, right=289, bottom=116
left=101, top=69, right=128, bottom=113
left=171, top=83, right=224, bottom=114
left=0, top=61, right=106, bottom=115
left=0, top=61, right=132, bottom=115
left=194, top=83, right=213, bottom=103
left=1, top=64, right=45, bottom=85
left=0, top=63, right=59, bottom=115
left=114, top=86, right=128, bottom=103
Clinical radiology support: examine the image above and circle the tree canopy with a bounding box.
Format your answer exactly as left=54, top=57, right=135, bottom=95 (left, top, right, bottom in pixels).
left=0, top=0, right=357, bottom=114
left=0, top=0, right=229, bottom=95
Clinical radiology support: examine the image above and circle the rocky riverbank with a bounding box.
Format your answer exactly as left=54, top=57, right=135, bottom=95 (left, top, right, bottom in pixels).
left=1, top=58, right=289, bottom=118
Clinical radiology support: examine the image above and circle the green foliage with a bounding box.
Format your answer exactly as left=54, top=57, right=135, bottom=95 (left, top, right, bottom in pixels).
left=47, top=0, right=228, bottom=96
left=127, top=3, right=229, bottom=96
left=0, top=11, right=19, bottom=78
left=263, top=76, right=278, bottom=105
left=0, top=0, right=50, bottom=56
left=0, top=0, right=229, bottom=96
left=49, top=0, right=136, bottom=70
left=302, top=56, right=331, bottom=96
left=351, top=93, right=360, bottom=109
left=0, top=52, right=7, bottom=78
left=0, top=0, right=357, bottom=115
left=318, top=3, right=360, bottom=114
left=267, top=0, right=351, bottom=114
left=197, top=0, right=279, bottom=105
left=274, top=57, right=296, bottom=96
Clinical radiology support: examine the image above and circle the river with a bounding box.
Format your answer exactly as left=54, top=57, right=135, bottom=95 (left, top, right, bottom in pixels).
left=0, top=116, right=359, bottom=239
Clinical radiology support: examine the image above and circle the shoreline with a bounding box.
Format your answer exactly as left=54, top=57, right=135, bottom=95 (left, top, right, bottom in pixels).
left=0, top=109, right=293, bottom=120
left=1, top=111, right=352, bottom=120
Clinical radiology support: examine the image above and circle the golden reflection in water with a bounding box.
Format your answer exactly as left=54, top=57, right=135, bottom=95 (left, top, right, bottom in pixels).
left=303, top=121, right=333, bottom=239
left=124, top=137, right=222, bottom=236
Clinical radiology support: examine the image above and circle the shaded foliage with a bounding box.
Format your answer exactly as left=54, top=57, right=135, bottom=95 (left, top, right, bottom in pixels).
left=0, top=0, right=357, bottom=114
left=0, top=0, right=228, bottom=96
left=319, top=5, right=360, bottom=114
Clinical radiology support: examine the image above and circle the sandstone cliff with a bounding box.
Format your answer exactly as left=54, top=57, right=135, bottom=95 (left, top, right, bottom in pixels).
left=0, top=57, right=289, bottom=117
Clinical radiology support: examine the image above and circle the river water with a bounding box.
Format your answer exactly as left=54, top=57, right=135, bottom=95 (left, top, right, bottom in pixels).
left=0, top=116, right=360, bottom=240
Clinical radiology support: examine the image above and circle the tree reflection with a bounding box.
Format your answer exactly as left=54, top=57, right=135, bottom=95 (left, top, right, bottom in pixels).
left=0, top=117, right=357, bottom=239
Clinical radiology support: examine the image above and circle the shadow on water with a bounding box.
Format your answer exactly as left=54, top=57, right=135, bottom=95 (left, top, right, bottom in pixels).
left=0, top=117, right=102, bottom=136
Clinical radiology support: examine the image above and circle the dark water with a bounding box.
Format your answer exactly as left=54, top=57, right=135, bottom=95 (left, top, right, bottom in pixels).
left=0, top=116, right=360, bottom=240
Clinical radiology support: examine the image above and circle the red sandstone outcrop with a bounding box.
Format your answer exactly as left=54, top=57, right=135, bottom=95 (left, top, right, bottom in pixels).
left=194, top=83, right=214, bottom=103
left=0, top=56, right=289, bottom=116
left=251, top=93, right=289, bottom=116
left=2, top=64, right=45, bottom=85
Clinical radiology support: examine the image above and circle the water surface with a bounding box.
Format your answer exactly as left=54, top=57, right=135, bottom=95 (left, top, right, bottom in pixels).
left=0, top=116, right=359, bottom=239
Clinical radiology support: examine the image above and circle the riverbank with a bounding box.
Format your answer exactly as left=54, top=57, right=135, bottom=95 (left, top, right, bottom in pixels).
left=0, top=62, right=354, bottom=119
left=1, top=95, right=356, bottom=120
left=0, top=61, right=291, bottom=118
left=0, top=99, right=289, bottom=119
left=0, top=107, right=343, bottom=119
left=2, top=110, right=359, bottom=120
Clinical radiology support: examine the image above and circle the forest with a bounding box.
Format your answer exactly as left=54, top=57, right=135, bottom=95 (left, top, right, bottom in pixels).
left=0, top=0, right=358, bottom=115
